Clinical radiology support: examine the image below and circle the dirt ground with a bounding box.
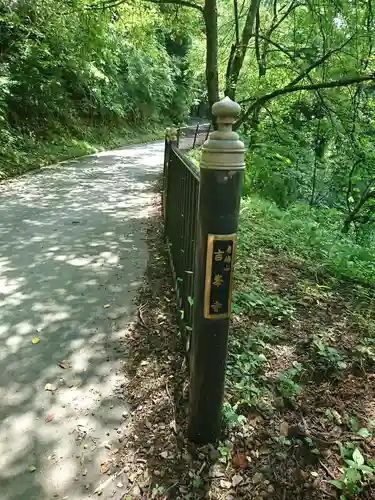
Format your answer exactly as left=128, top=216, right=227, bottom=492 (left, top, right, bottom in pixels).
left=118, top=184, right=375, bottom=500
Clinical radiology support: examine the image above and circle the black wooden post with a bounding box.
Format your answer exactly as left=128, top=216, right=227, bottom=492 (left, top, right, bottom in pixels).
left=188, top=97, right=245, bottom=444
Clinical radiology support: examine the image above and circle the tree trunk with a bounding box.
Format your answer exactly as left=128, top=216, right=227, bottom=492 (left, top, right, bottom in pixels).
left=204, top=0, right=219, bottom=121
left=225, top=0, right=260, bottom=100
left=342, top=190, right=375, bottom=233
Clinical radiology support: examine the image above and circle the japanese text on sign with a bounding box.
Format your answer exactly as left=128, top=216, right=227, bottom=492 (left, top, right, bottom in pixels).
left=204, top=234, right=237, bottom=320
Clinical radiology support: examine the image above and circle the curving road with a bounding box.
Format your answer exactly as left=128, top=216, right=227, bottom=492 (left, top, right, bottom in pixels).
left=0, top=142, right=163, bottom=499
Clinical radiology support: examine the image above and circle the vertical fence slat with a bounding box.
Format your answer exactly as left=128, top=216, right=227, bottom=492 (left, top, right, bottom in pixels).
left=163, top=143, right=200, bottom=340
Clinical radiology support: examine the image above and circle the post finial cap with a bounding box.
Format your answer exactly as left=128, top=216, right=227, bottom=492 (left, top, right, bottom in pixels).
left=201, top=96, right=245, bottom=170
left=212, top=96, right=241, bottom=119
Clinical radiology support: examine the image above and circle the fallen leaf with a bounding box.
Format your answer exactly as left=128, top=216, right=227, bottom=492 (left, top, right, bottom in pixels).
left=210, top=464, right=225, bottom=478
left=131, top=485, right=141, bottom=497
left=160, top=451, right=168, bottom=459
left=280, top=421, right=289, bottom=436
left=252, top=472, right=264, bottom=485
left=331, top=409, right=342, bottom=425
left=44, top=383, right=57, bottom=392
left=100, top=462, right=110, bottom=474
left=129, top=472, right=138, bottom=483
left=233, top=452, right=248, bottom=470
left=103, top=304, right=111, bottom=308
left=45, top=413, right=55, bottom=423
left=232, top=474, right=243, bottom=487
left=169, top=419, right=177, bottom=433
left=58, top=360, right=71, bottom=369
left=220, top=480, right=232, bottom=489
left=28, top=465, right=36, bottom=473
left=32, top=337, right=40, bottom=344
left=299, top=470, right=309, bottom=481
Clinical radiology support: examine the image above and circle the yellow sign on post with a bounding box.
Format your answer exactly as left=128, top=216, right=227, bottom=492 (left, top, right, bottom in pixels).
left=204, top=234, right=237, bottom=320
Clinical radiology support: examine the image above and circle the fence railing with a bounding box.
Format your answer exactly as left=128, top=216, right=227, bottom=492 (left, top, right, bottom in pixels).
left=176, top=122, right=211, bottom=151
left=163, top=98, right=245, bottom=444
left=163, top=138, right=200, bottom=334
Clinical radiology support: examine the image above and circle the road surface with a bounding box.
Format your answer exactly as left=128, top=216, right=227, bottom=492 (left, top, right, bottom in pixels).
left=0, top=142, right=163, bottom=499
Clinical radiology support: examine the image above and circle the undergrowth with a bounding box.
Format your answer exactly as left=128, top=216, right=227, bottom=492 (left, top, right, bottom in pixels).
left=223, top=195, right=375, bottom=498
left=238, top=197, right=375, bottom=287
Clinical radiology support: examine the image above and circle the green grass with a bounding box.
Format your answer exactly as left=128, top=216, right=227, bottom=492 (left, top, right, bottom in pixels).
left=222, top=196, right=375, bottom=499
left=185, top=152, right=374, bottom=287
left=0, top=124, right=166, bottom=181
left=238, top=196, right=375, bottom=287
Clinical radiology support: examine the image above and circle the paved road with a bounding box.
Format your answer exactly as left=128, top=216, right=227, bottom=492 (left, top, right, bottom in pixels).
left=0, top=142, right=164, bottom=500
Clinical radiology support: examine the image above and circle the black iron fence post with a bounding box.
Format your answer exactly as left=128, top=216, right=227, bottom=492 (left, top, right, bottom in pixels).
left=187, top=97, right=245, bottom=444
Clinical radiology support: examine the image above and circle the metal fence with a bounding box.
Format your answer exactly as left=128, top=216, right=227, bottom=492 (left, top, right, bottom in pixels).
left=163, top=137, right=200, bottom=334
left=176, top=122, right=210, bottom=151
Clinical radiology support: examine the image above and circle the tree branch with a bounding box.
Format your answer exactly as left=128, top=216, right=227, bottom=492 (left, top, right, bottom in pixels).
left=225, top=0, right=260, bottom=99
left=88, top=0, right=204, bottom=12
left=287, top=35, right=355, bottom=89
left=257, top=34, right=292, bottom=59
left=265, top=1, right=299, bottom=40
left=253, top=2, right=301, bottom=84
left=86, top=0, right=125, bottom=10
left=239, top=74, right=374, bottom=126
left=234, top=0, right=240, bottom=45
left=255, top=9, right=261, bottom=76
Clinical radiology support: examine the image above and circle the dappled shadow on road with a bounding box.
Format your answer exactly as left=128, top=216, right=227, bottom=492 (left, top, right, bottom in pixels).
left=0, top=142, right=163, bottom=500
left=112, top=198, right=219, bottom=500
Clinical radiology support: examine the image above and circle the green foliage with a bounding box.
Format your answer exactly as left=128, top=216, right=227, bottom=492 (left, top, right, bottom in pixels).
left=311, top=337, right=348, bottom=373
left=0, top=125, right=165, bottom=180
left=353, top=333, right=375, bottom=370
left=222, top=402, right=246, bottom=429
left=189, top=474, right=202, bottom=489
left=226, top=325, right=278, bottom=404
left=330, top=443, right=375, bottom=498
left=276, top=363, right=304, bottom=402
left=215, top=0, right=375, bottom=236
left=233, top=286, right=295, bottom=322
left=151, top=484, right=166, bottom=498
left=238, top=197, right=375, bottom=287
left=243, top=127, right=310, bottom=208
left=225, top=323, right=290, bottom=414
left=0, top=0, right=203, bottom=177
left=217, top=441, right=232, bottom=464
left=349, top=416, right=375, bottom=440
